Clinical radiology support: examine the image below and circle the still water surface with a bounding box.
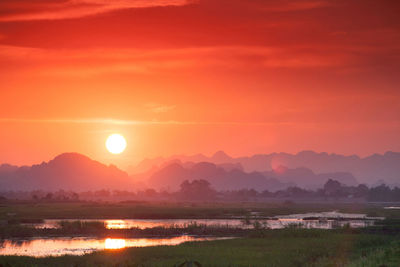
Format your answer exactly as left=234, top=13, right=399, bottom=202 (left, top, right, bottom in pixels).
left=2, top=212, right=380, bottom=257
left=0, top=236, right=229, bottom=257
left=25, top=211, right=380, bottom=230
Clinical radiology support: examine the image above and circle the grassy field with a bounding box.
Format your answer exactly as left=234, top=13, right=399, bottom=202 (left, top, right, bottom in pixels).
left=0, top=229, right=399, bottom=267
left=0, top=201, right=398, bottom=220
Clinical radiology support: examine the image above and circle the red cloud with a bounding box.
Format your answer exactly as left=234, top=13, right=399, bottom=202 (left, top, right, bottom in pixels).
left=0, top=0, right=189, bottom=21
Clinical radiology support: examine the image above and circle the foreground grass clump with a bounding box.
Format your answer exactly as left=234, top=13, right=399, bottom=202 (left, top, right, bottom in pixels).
left=0, top=229, right=399, bottom=267
left=58, top=220, right=106, bottom=231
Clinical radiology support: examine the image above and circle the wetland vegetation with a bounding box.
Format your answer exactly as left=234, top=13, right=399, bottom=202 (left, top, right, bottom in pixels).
left=0, top=201, right=399, bottom=266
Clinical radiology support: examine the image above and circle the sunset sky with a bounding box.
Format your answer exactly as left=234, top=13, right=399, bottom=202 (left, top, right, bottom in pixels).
left=0, top=0, right=399, bottom=169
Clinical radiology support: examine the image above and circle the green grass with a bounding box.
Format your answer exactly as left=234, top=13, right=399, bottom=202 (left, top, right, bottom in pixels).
left=0, top=229, right=399, bottom=266
left=347, top=241, right=400, bottom=267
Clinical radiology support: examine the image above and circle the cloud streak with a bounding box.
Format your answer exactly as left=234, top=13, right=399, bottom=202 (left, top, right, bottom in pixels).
left=261, top=0, right=331, bottom=12
left=0, top=45, right=364, bottom=78
left=0, top=117, right=291, bottom=126
left=145, top=103, right=176, bottom=113
left=0, top=0, right=332, bottom=23
left=0, top=0, right=189, bottom=22
left=0, top=118, right=398, bottom=128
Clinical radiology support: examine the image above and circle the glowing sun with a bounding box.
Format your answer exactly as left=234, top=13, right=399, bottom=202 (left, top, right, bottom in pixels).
left=106, top=134, right=127, bottom=154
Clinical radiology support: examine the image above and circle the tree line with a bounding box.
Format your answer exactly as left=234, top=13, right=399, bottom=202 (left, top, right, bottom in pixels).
left=0, top=179, right=399, bottom=202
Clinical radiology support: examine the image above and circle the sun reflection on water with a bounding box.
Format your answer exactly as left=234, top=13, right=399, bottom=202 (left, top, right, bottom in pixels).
left=105, top=220, right=127, bottom=229
left=105, top=238, right=126, bottom=249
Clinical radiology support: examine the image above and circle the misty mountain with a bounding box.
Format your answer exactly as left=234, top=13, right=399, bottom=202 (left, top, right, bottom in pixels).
left=148, top=162, right=291, bottom=192
left=146, top=161, right=357, bottom=191
left=263, top=166, right=358, bottom=190
left=0, top=164, right=19, bottom=174
left=0, top=152, right=386, bottom=192
left=128, top=154, right=209, bottom=174
left=132, top=150, right=400, bottom=184
left=0, top=153, right=132, bottom=191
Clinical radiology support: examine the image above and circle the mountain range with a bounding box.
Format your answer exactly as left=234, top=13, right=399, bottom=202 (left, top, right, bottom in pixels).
left=0, top=150, right=398, bottom=192
left=130, top=150, right=400, bottom=185
left=147, top=161, right=357, bottom=191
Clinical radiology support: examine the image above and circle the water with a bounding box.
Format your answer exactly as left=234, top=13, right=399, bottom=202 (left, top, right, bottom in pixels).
left=0, top=236, right=229, bottom=257
left=275, top=211, right=383, bottom=219
left=26, top=218, right=245, bottom=229
left=265, top=218, right=375, bottom=229
left=3, top=211, right=380, bottom=257
left=24, top=211, right=381, bottom=230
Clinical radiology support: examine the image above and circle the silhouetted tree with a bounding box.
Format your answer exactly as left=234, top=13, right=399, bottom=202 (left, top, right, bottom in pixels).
left=71, top=192, right=79, bottom=201
left=393, top=187, right=400, bottom=201
left=354, top=184, right=369, bottom=198
left=179, top=179, right=216, bottom=201
left=323, top=179, right=342, bottom=196
left=368, top=184, right=393, bottom=202
left=94, top=189, right=110, bottom=198
left=144, top=188, right=158, bottom=198
left=44, top=193, right=53, bottom=201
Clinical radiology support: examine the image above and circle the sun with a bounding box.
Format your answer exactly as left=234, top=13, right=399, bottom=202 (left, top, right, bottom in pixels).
left=106, top=134, right=127, bottom=154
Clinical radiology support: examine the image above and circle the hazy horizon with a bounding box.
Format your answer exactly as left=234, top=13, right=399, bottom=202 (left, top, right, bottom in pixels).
left=1, top=149, right=400, bottom=171
left=1, top=0, right=400, bottom=169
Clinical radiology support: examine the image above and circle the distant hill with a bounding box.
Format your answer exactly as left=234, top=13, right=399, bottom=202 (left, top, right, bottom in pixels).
left=0, top=151, right=395, bottom=192
left=146, top=161, right=357, bottom=191
left=263, top=166, right=358, bottom=190
left=131, top=150, right=400, bottom=185
left=147, top=162, right=291, bottom=191
left=0, top=153, right=132, bottom=191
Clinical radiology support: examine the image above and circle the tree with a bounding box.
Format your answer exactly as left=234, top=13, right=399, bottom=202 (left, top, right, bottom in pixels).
left=44, top=193, right=53, bottom=201
left=144, top=188, right=158, bottom=198
left=323, top=179, right=342, bottom=196
left=354, top=184, right=369, bottom=198
left=71, top=192, right=79, bottom=201
left=368, top=184, right=392, bottom=202
left=179, top=179, right=216, bottom=201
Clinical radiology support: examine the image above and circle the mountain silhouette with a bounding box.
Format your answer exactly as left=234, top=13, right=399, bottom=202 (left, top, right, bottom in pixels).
left=0, top=153, right=132, bottom=191
left=0, top=151, right=395, bottom=192
left=146, top=161, right=357, bottom=191
left=148, top=161, right=291, bottom=191
left=211, top=151, right=232, bottom=164
left=263, top=166, right=358, bottom=190
left=132, top=150, right=400, bottom=185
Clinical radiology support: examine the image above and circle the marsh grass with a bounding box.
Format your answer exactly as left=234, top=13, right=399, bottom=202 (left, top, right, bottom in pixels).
left=0, top=202, right=399, bottom=266
left=0, top=230, right=399, bottom=267
left=58, top=220, right=106, bottom=231
left=1, top=217, right=399, bottom=239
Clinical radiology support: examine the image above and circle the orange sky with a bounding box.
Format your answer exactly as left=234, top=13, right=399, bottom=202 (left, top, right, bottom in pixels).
left=0, top=0, right=399, bottom=169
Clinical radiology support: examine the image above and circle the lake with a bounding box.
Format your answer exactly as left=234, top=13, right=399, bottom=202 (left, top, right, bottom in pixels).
left=0, top=236, right=231, bottom=257
left=1, top=211, right=381, bottom=257
left=23, top=211, right=381, bottom=230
